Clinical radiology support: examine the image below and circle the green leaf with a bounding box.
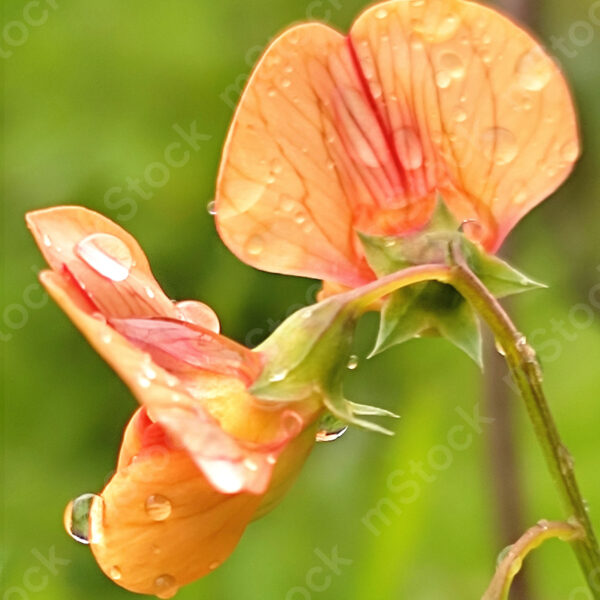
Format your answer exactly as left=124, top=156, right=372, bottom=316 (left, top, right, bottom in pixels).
left=373, top=282, right=482, bottom=366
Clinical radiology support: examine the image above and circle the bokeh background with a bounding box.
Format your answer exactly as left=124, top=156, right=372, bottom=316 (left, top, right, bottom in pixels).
left=3, top=0, right=600, bottom=598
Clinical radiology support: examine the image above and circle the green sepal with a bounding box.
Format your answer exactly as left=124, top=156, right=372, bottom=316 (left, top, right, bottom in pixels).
left=359, top=197, right=543, bottom=363
left=323, top=390, right=395, bottom=436
left=374, top=282, right=482, bottom=366
left=459, top=238, right=546, bottom=298
left=250, top=297, right=356, bottom=402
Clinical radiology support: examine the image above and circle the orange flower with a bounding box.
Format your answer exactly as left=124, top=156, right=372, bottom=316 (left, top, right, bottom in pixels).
left=216, top=0, right=578, bottom=290
left=26, top=206, right=322, bottom=597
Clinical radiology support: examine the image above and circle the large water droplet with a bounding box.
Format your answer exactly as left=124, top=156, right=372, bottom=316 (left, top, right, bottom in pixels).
left=346, top=355, right=359, bottom=370
left=145, top=494, right=172, bottom=521
left=481, top=127, right=518, bottom=166
left=176, top=300, right=220, bottom=332
left=516, top=47, right=552, bottom=91
left=154, top=574, right=178, bottom=599
left=110, top=566, right=122, bottom=581
left=375, top=7, right=388, bottom=19
left=64, top=493, right=104, bottom=544
left=245, top=235, right=264, bottom=256
left=43, top=233, right=52, bottom=247
left=438, top=51, right=465, bottom=80
left=206, top=200, right=217, bottom=215
left=76, top=233, right=133, bottom=282
left=394, top=127, right=423, bottom=170
left=209, top=560, right=220, bottom=571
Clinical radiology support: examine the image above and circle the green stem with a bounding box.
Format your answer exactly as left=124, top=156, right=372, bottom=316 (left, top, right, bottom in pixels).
left=341, top=256, right=600, bottom=595
left=482, top=519, right=584, bottom=600
left=448, top=250, right=600, bottom=596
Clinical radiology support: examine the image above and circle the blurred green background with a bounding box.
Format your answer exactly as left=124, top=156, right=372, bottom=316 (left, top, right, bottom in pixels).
left=2, top=0, right=600, bottom=598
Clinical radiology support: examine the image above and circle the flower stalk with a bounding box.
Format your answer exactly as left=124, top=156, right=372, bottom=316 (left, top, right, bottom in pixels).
left=333, top=251, right=600, bottom=596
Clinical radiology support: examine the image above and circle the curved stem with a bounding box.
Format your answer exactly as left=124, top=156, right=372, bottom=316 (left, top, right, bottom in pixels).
left=342, top=257, right=600, bottom=595
left=482, top=519, right=584, bottom=600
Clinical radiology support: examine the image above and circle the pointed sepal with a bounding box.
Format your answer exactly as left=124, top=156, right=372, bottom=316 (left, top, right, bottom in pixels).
left=372, top=282, right=483, bottom=366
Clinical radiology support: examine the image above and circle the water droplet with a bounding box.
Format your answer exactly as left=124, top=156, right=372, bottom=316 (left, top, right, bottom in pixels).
left=145, top=494, right=172, bottom=521
left=284, top=64, right=294, bottom=74
left=294, top=212, right=307, bottom=225
left=281, top=78, right=291, bottom=88
left=481, top=127, right=518, bottom=166
left=494, top=339, right=506, bottom=356
left=101, top=328, right=113, bottom=344
left=76, top=233, right=133, bottom=282
left=142, top=364, right=157, bottom=380
left=138, top=375, right=151, bottom=388
left=244, top=458, right=258, bottom=472
left=537, top=518, right=550, bottom=531
left=558, top=444, right=575, bottom=475
left=375, top=7, right=388, bottom=19
left=346, top=355, right=359, bottom=370
left=154, top=574, right=178, bottom=599
left=460, top=219, right=485, bottom=244
left=496, top=544, right=513, bottom=566
left=246, top=235, right=264, bottom=256
left=165, top=374, right=179, bottom=387
left=269, top=368, right=288, bottom=382
left=209, top=560, right=220, bottom=571
left=267, top=87, right=276, bottom=97
left=110, top=566, right=122, bottom=580
left=267, top=454, right=277, bottom=465
left=516, top=47, right=552, bottom=91
left=394, top=127, right=423, bottom=170
left=435, top=71, right=452, bottom=89
left=266, top=174, right=276, bottom=184
left=43, top=234, right=52, bottom=247
left=64, top=493, right=104, bottom=544
left=281, top=196, right=296, bottom=212
left=271, top=159, right=284, bottom=174
left=561, top=140, right=579, bottom=163
left=414, top=7, right=460, bottom=42
left=207, top=200, right=216, bottom=215
left=453, top=107, right=467, bottom=123
left=145, top=287, right=155, bottom=299
left=316, top=426, right=348, bottom=442
left=282, top=410, right=303, bottom=436
left=438, top=51, right=465, bottom=79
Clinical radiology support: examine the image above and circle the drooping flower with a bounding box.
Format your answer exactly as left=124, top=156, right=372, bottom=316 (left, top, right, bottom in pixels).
left=27, top=206, right=322, bottom=597
left=215, top=0, right=579, bottom=291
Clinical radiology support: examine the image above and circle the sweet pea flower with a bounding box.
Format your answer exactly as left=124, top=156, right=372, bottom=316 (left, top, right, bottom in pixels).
left=26, top=206, right=322, bottom=597
left=215, top=0, right=578, bottom=292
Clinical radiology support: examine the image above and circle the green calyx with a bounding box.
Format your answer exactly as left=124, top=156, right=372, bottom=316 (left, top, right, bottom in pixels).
left=250, top=294, right=398, bottom=434
left=360, top=198, right=544, bottom=365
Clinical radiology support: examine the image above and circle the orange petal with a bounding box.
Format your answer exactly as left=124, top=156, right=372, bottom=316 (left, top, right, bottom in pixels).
left=216, top=24, right=377, bottom=287
left=27, top=206, right=173, bottom=319
left=39, top=270, right=317, bottom=494
left=216, top=0, right=578, bottom=282
left=91, top=409, right=317, bottom=595
left=349, top=0, right=578, bottom=250
left=90, top=409, right=264, bottom=597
